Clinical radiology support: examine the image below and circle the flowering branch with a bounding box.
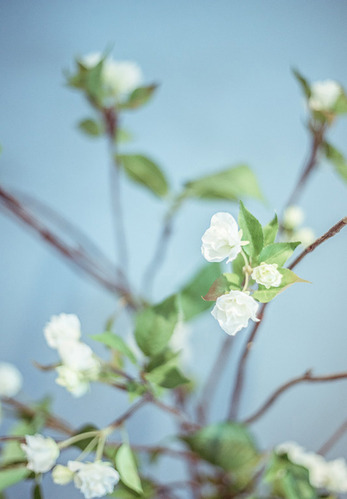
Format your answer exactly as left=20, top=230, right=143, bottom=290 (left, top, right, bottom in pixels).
left=318, top=417, right=347, bottom=456
left=243, top=369, right=347, bottom=425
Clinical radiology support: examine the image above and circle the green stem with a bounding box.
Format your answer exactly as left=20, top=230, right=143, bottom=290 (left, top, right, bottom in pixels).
left=58, top=431, right=100, bottom=450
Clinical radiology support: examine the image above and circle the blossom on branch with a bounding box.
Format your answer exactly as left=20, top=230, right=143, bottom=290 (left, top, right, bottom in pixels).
left=252, top=263, right=282, bottom=289
left=211, top=290, right=259, bottom=336
left=67, top=460, right=120, bottom=499
left=0, top=362, right=22, bottom=397
left=308, top=80, right=342, bottom=112
left=44, top=313, right=81, bottom=349
left=21, top=434, right=60, bottom=473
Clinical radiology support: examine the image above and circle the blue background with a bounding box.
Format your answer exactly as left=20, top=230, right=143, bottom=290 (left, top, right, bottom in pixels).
left=1, top=1, right=347, bottom=497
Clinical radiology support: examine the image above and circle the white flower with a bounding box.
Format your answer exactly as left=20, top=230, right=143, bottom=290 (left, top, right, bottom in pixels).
left=276, top=441, right=347, bottom=493
left=68, top=460, right=119, bottom=498
left=294, top=227, right=315, bottom=248
left=52, top=465, right=74, bottom=485
left=21, top=434, right=59, bottom=473
left=283, top=205, right=304, bottom=230
left=80, top=52, right=142, bottom=100
left=0, top=362, right=22, bottom=397
left=308, top=80, right=342, bottom=112
left=170, top=321, right=192, bottom=366
left=211, top=290, right=259, bottom=336
left=44, top=314, right=81, bottom=349
left=252, top=263, right=282, bottom=289
left=201, top=212, right=248, bottom=264
left=58, top=341, right=100, bottom=375
left=55, top=365, right=90, bottom=397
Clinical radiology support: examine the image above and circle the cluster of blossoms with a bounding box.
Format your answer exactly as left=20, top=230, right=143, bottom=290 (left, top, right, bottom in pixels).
left=276, top=441, right=347, bottom=494
left=21, top=434, right=119, bottom=498
left=308, top=79, right=342, bottom=113
left=0, top=362, right=22, bottom=424
left=201, top=212, right=283, bottom=336
left=44, top=314, right=100, bottom=396
left=282, top=205, right=315, bottom=248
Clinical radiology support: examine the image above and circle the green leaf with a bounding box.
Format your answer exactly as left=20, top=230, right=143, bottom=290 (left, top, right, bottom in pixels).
left=238, top=202, right=264, bottom=260
left=322, top=141, right=347, bottom=184
left=117, top=154, right=169, bottom=197
left=184, top=165, right=263, bottom=202
left=71, top=425, right=99, bottom=451
left=253, top=268, right=309, bottom=303
left=32, top=484, right=43, bottom=499
left=85, top=59, right=104, bottom=104
left=265, top=453, right=318, bottom=499
left=203, top=273, right=242, bottom=301
left=184, top=422, right=259, bottom=474
left=179, top=263, right=221, bottom=320
left=108, top=478, right=156, bottom=498
left=146, top=361, right=189, bottom=389
left=0, top=468, right=29, bottom=492
left=120, top=84, right=158, bottom=110
left=292, top=68, right=311, bottom=99
left=134, top=295, right=179, bottom=357
left=263, top=214, right=279, bottom=246
left=115, top=128, right=134, bottom=144
left=91, top=332, right=137, bottom=365
left=78, top=118, right=103, bottom=137
left=258, top=242, right=300, bottom=267
left=115, top=444, right=143, bottom=494
left=333, top=91, right=347, bottom=114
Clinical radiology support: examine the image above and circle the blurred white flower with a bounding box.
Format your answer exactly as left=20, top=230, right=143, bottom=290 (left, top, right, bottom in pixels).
left=52, top=464, right=74, bottom=485
left=55, top=365, right=89, bottom=397
left=276, top=441, right=347, bottom=493
left=0, top=362, right=22, bottom=397
left=283, top=205, right=304, bottom=230
left=21, top=434, right=59, bottom=473
left=201, top=212, right=248, bottom=264
left=308, top=80, right=342, bottom=112
left=211, top=290, right=259, bottom=336
left=44, top=314, right=81, bottom=349
left=68, top=460, right=119, bottom=498
left=58, top=341, right=100, bottom=375
left=294, top=227, right=315, bottom=248
left=252, top=263, right=282, bottom=289
left=170, top=321, right=192, bottom=366
left=80, top=52, right=142, bottom=100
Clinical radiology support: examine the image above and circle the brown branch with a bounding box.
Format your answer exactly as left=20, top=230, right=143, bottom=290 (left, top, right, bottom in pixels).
left=108, top=396, right=149, bottom=428
left=150, top=396, right=200, bottom=431
left=227, top=216, right=347, bottom=421
left=318, top=418, right=347, bottom=456
left=243, top=370, right=347, bottom=425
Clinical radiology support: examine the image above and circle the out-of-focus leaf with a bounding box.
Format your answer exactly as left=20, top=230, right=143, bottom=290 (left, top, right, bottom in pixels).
left=78, top=118, right=103, bottom=137
left=322, top=141, right=347, bottom=184
left=120, top=84, right=158, bottom=110
left=32, top=483, right=43, bottom=499
left=117, top=154, right=169, bottom=197
left=115, top=444, right=143, bottom=494
left=292, top=68, right=311, bottom=99
left=91, top=332, right=137, bottom=365
left=203, top=273, right=242, bottom=301
left=0, top=468, right=29, bottom=492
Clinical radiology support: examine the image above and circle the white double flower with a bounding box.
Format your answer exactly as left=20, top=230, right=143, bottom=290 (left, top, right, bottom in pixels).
left=67, top=460, right=120, bottom=498
left=212, top=290, right=259, bottom=336
left=21, top=434, right=60, bottom=473
left=308, top=80, right=342, bottom=112
left=252, top=262, right=282, bottom=289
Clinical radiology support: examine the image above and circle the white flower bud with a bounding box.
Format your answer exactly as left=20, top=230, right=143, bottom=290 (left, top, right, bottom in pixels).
left=52, top=465, right=74, bottom=485
left=0, top=362, right=22, bottom=398
left=201, top=212, right=248, bottom=264
left=68, top=460, right=119, bottom=498
left=57, top=341, right=100, bottom=375
left=252, top=262, right=282, bottom=289
left=55, top=366, right=89, bottom=397
left=308, top=80, right=342, bottom=112
left=44, top=314, right=81, bottom=349
left=21, top=434, right=59, bottom=473
left=211, top=290, right=259, bottom=336
left=283, top=205, right=304, bottom=230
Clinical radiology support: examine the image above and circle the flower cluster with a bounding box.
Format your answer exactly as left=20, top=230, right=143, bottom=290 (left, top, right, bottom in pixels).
left=282, top=205, right=315, bottom=248
left=44, top=314, right=100, bottom=396
left=308, top=80, right=342, bottom=113
left=276, top=441, right=347, bottom=493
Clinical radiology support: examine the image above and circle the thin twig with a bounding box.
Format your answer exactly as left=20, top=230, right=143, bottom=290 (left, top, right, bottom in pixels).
left=109, top=396, right=149, bottom=429
left=243, top=370, right=347, bottom=425
left=318, top=418, right=347, bottom=456
left=150, top=396, right=200, bottom=430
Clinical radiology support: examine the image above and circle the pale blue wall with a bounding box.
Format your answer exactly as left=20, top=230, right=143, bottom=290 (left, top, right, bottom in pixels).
left=1, top=1, right=347, bottom=497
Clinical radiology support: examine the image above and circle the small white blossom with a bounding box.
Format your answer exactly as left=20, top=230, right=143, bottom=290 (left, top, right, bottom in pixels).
left=44, top=314, right=81, bottom=349
left=170, top=321, right=192, bottom=366
left=58, top=341, right=100, bottom=375
left=308, top=80, right=342, bottom=112
left=0, top=362, right=22, bottom=397
left=52, top=464, right=74, bottom=485
left=283, top=205, right=304, bottom=230
left=55, top=365, right=90, bottom=397
left=80, top=52, right=142, bottom=100
left=68, top=460, right=120, bottom=498
left=211, top=290, right=259, bottom=336
left=294, top=227, right=315, bottom=248
left=21, top=434, right=59, bottom=473
left=201, top=212, right=248, bottom=264
left=252, top=263, right=282, bottom=289
left=276, top=441, right=347, bottom=493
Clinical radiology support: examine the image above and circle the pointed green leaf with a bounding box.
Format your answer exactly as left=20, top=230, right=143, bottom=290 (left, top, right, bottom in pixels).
left=78, top=118, right=103, bottom=137
left=258, top=242, right=300, bottom=267
left=116, top=444, right=143, bottom=494
left=184, top=165, right=263, bottom=202
left=263, top=214, right=279, bottom=246
left=32, top=484, right=43, bottom=499
left=333, top=91, right=347, bottom=114
left=203, top=273, right=242, bottom=301
left=134, top=295, right=179, bottom=357
left=146, top=364, right=189, bottom=389
left=238, top=202, right=263, bottom=260
left=91, top=332, right=137, bottom=364
left=322, top=141, right=347, bottom=184
left=253, top=268, right=309, bottom=303
left=115, top=128, right=134, bottom=144
left=120, top=84, right=158, bottom=110
left=179, top=263, right=221, bottom=320
left=292, top=68, right=311, bottom=99
left=117, top=154, right=169, bottom=197
left=0, top=468, right=29, bottom=492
